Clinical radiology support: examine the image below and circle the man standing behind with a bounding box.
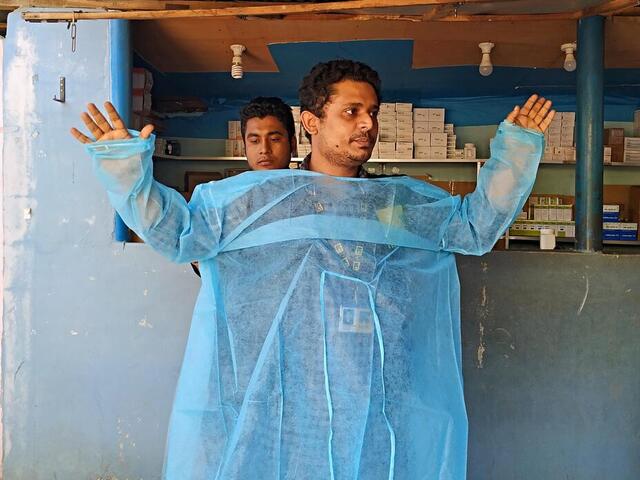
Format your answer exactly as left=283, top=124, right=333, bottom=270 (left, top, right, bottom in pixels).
left=240, top=96, right=297, bottom=171
left=73, top=60, right=553, bottom=479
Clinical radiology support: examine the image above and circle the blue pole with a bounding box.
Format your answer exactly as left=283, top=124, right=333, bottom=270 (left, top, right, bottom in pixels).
left=575, top=16, right=604, bottom=252
left=110, top=19, right=132, bottom=242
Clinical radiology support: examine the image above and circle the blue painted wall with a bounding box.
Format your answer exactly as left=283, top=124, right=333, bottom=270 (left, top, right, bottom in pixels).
left=134, top=40, right=640, bottom=138
left=2, top=12, right=197, bottom=479
left=3, top=13, right=640, bottom=479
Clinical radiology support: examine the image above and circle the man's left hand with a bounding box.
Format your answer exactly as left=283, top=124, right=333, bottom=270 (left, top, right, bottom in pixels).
left=506, top=94, right=555, bottom=133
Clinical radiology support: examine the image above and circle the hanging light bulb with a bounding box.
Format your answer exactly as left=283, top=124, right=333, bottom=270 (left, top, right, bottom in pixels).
left=561, top=42, right=577, bottom=72
left=478, top=42, right=494, bottom=77
left=230, top=44, right=246, bottom=79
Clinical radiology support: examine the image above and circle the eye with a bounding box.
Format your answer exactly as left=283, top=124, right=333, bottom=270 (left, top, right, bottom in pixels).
left=345, top=108, right=355, bottom=115
left=271, top=136, right=282, bottom=142
left=249, top=138, right=259, bottom=144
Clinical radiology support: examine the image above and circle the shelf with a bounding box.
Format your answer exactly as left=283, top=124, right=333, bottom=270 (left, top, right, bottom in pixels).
left=154, top=154, right=484, bottom=164
left=508, top=236, right=640, bottom=246
left=540, top=161, right=640, bottom=167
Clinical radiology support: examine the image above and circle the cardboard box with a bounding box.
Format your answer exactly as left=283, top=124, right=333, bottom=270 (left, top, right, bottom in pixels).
left=413, top=108, right=429, bottom=122
left=132, top=67, right=153, bottom=91
left=604, top=128, right=625, bottom=145
left=378, top=142, right=396, bottom=158
left=444, top=123, right=455, bottom=133
left=561, top=112, right=576, bottom=125
left=396, top=114, right=413, bottom=126
left=395, top=142, right=413, bottom=159
left=431, top=146, right=447, bottom=159
left=610, top=144, right=624, bottom=163
left=414, top=146, right=431, bottom=159
left=431, top=133, right=448, bottom=147
left=224, top=140, right=235, bottom=157
left=395, top=102, right=413, bottom=113
left=379, top=103, right=396, bottom=113
left=427, top=122, right=445, bottom=133
left=428, top=108, right=445, bottom=122
left=413, top=132, right=431, bottom=146
left=233, top=139, right=245, bottom=157
left=414, top=122, right=429, bottom=133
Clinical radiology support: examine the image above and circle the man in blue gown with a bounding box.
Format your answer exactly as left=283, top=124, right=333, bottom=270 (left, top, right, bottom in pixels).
left=72, top=59, right=554, bottom=479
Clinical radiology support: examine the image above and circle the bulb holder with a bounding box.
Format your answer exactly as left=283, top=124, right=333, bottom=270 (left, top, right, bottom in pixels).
left=561, top=42, right=577, bottom=72
left=478, top=42, right=494, bottom=77
left=230, top=44, right=246, bottom=80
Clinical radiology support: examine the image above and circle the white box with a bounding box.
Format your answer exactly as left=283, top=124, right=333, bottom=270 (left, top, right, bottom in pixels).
left=228, top=120, right=241, bottom=140
left=414, top=146, right=431, bottom=158
left=431, top=146, right=447, bottom=159
left=561, top=112, right=576, bottom=125
left=378, top=142, right=396, bottom=157
left=431, top=133, right=447, bottom=147
left=413, top=132, right=431, bottom=146
left=427, top=122, right=445, bottom=133
left=396, top=115, right=413, bottom=127
left=225, top=140, right=235, bottom=157
left=379, top=131, right=397, bottom=142
left=395, top=142, right=413, bottom=159
left=233, top=139, right=245, bottom=157
left=395, top=102, right=413, bottom=113
left=413, top=108, right=429, bottom=122
left=414, top=122, right=429, bottom=133
left=379, top=103, right=396, bottom=113
left=397, top=132, right=413, bottom=143
left=428, top=108, right=445, bottom=122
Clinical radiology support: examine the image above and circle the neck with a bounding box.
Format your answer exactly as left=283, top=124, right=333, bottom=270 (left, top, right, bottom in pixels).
left=308, top=145, right=360, bottom=178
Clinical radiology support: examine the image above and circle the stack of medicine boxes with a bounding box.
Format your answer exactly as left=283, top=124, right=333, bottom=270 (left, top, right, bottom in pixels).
left=603, top=205, right=638, bottom=241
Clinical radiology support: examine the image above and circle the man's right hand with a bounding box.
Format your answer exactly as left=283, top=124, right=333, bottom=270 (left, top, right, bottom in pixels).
left=70, top=101, right=154, bottom=144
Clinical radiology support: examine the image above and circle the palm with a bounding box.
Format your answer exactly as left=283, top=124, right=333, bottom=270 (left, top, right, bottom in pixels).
left=71, top=101, right=154, bottom=144
left=505, top=95, right=556, bottom=133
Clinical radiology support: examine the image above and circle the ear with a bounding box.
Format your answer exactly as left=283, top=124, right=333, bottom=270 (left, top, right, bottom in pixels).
left=290, top=134, right=298, bottom=158
left=300, top=110, right=319, bottom=138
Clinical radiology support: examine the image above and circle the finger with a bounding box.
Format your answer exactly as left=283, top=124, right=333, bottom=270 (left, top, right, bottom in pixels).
left=539, top=109, right=557, bottom=133
left=527, top=96, right=546, bottom=120
left=104, top=101, right=127, bottom=130
left=81, top=111, right=104, bottom=139
left=140, top=124, right=155, bottom=139
left=519, top=94, right=539, bottom=117
left=87, top=103, right=113, bottom=134
left=70, top=127, right=93, bottom=144
left=534, top=100, right=553, bottom=124
left=506, top=105, right=520, bottom=123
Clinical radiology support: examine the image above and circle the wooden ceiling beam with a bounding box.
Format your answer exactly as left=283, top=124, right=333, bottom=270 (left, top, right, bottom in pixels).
left=19, top=0, right=523, bottom=21
left=0, top=1, right=269, bottom=9
left=582, top=0, right=639, bottom=16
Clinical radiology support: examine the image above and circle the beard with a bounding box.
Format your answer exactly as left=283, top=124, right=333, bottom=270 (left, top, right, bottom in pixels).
left=319, top=132, right=374, bottom=168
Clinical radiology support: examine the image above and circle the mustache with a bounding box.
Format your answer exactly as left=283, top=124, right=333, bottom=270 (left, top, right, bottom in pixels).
left=350, top=133, right=374, bottom=143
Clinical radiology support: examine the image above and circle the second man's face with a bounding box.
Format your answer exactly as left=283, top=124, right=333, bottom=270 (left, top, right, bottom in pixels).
left=244, top=115, right=295, bottom=170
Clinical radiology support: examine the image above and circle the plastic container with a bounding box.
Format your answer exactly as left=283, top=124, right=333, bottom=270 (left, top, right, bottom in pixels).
left=540, top=228, right=556, bottom=250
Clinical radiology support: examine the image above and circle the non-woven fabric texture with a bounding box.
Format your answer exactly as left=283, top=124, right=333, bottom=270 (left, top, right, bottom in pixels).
left=87, top=121, right=543, bottom=479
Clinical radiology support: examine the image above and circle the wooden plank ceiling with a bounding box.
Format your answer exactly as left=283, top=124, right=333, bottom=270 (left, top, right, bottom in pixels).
left=1, top=0, right=639, bottom=70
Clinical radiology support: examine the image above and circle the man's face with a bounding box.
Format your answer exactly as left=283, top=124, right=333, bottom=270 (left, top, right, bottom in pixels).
left=315, top=79, right=379, bottom=168
left=244, top=115, right=294, bottom=170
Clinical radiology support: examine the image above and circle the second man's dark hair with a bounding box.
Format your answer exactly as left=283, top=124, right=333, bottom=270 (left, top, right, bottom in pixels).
left=240, top=97, right=296, bottom=141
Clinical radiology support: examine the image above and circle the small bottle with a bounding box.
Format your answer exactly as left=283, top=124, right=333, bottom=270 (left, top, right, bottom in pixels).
left=540, top=228, right=556, bottom=250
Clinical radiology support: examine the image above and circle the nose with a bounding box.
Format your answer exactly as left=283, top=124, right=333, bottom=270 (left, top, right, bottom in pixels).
left=359, top=112, right=374, bottom=132
left=259, top=138, right=271, bottom=154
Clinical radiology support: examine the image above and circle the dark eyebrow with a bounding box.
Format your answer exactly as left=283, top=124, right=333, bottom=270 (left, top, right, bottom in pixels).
left=246, top=130, right=285, bottom=137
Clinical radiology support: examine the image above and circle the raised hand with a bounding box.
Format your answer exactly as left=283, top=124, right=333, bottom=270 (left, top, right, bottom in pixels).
left=505, top=94, right=556, bottom=133
left=70, top=101, right=154, bottom=144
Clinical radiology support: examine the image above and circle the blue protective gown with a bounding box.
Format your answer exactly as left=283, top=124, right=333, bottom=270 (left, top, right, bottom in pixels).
left=87, top=121, right=543, bottom=479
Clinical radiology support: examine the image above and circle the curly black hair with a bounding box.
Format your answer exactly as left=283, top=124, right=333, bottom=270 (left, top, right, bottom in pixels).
left=240, top=97, right=296, bottom=141
left=298, top=59, right=382, bottom=119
